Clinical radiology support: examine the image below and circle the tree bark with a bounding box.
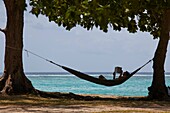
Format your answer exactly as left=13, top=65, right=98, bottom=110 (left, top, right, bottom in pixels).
left=148, top=10, right=170, bottom=100
left=0, top=0, right=36, bottom=95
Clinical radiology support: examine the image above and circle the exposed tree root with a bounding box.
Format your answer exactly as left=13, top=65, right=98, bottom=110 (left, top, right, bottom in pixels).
left=0, top=73, right=37, bottom=95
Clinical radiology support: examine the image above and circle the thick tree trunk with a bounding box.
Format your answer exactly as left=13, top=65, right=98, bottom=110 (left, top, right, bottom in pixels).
left=0, top=0, right=35, bottom=95
left=148, top=10, right=170, bottom=100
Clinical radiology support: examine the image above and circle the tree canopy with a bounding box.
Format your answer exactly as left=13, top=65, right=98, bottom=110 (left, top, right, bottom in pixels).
left=0, top=0, right=169, bottom=99
left=29, top=0, right=170, bottom=99
left=30, top=0, right=170, bottom=38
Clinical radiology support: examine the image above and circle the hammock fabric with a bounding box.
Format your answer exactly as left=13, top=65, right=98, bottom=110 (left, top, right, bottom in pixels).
left=61, top=66, right=131, bottom=86
left=60, top=59, right=152, bottom=86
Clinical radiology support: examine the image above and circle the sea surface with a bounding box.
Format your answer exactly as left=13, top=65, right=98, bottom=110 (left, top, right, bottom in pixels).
left=27, top=73, right=170, bottom=96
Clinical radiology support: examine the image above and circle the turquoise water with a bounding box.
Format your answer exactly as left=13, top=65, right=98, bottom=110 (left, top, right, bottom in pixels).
left=27, top=74, right=170, bottom=96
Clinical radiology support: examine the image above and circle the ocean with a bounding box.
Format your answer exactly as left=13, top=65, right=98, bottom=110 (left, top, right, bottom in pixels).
left=27, top=73, right=170, bottom=96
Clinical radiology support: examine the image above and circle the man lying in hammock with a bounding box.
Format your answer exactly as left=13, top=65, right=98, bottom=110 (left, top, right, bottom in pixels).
left=112, top=67, right=122, bottom=79
left=112, top=66, right=131, bottom=79
left=99, top=67, right=130, bottom=80
left=119, top=71, right=130, bottom=78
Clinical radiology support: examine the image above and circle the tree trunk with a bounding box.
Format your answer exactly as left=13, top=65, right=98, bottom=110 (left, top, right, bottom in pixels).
left=0, top=0, right=35, bottom=95
left=148, top=10, right=170, bottom=100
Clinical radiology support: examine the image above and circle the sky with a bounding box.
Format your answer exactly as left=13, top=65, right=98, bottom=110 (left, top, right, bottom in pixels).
left=0, top=1, right=169, bottom=73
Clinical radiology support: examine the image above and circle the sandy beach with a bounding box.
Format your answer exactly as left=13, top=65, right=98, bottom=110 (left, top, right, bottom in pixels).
left=0, top=94, right=170, bottom=113
left=0, top=104, right=169, bottom=113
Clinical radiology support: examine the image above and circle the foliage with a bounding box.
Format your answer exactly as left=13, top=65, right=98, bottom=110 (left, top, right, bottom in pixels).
left=30, top=0, right=170, bottom=38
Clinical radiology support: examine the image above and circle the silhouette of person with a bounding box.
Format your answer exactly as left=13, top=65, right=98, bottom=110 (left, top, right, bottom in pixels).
left=120, top=71, right=130, bottom=78
left=99, top=75, right=106, bottom=80
left=113, top=67, right=123, bottom=79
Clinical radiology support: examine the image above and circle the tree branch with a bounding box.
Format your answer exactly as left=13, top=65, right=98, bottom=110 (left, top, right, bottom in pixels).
left=0, top=28, right=5, bottom=33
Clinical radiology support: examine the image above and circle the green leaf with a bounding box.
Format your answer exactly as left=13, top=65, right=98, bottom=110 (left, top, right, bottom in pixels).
left=29, top=0, right=168, bottom=38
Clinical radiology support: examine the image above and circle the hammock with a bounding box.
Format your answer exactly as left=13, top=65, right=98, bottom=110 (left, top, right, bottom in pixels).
left=60, top=59, right=152, bottom=86
left=24, top=49, right=152, bottom=86
left=61, top=66, right=130, bottom=86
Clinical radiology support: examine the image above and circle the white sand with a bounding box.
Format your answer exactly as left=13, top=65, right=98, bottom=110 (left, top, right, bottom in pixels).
left=0, top=104, right=169, bottom=113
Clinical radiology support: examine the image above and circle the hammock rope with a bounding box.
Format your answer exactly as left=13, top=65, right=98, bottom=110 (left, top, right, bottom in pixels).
left=24, top=49, right=152, bottom=71
left=24, top=49, right=62, bottom=67
left=4, top=45, right=153, bottom=86
left=24, top=49, right=153, bottom=86
left=5, top=46, right=63, bottom=67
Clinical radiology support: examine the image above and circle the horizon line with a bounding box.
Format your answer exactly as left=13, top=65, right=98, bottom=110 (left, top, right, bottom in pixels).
left=1, top=72, right=169, bottom=75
